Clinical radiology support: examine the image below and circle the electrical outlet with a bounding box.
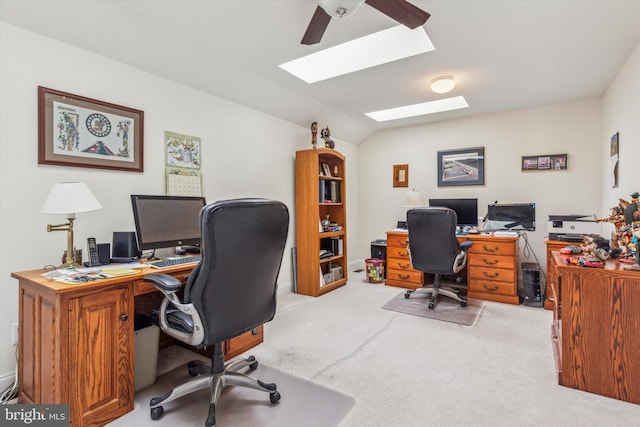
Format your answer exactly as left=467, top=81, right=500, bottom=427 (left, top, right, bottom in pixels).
left=12, top=323, right=19, bottom=346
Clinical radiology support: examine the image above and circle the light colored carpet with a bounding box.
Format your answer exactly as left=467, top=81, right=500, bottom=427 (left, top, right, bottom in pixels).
left=382, top=291, right=484, bottom=326
left=109, top=346, right=355, bottom=427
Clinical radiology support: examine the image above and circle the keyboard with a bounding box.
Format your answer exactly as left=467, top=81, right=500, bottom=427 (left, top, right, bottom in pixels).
left=147, top=256, right=202, bottom=269
left=493, top=231, right=519, bottom=237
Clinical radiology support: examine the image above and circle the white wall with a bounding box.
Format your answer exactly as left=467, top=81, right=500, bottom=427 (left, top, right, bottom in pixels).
left=357, top=98, right=603, bottom=278
left=601, top=40, right=640, bottom=224
left=0, top=22, right=360, bottom=378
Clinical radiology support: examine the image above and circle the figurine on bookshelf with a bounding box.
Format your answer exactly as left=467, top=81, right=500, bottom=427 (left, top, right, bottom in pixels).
left=310, top=121, right=318, bottom=149
left=321, top=126, right=335, bottom=149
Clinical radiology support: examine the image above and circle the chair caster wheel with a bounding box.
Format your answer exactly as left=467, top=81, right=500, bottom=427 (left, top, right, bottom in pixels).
left=249, top=360, right=258, bottom=370
left=150, top=405, right=164, bottom=420
left=460, top=301, right=467, bottom=307
left=188, top=361, right=200, bottom=377
left=270, top=391, right=281, bottom=403
left=404, top=292, right=411, bottom=299
left=428, top=302, right=435, bottom=309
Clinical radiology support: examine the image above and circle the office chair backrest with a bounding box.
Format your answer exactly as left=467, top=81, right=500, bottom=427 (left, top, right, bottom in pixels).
left=407, top=207, right=462, bottom=275
left=184, top=198, right=289, bottom=346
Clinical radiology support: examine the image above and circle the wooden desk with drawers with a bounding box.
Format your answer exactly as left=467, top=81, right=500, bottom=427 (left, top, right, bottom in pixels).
left=12, top=263, right=263, bottom=426
left=385, top=231, right=520, bottom=304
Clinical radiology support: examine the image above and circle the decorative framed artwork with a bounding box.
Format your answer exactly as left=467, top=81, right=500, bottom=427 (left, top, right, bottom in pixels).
left=437, top=147, right=484, bottom=187
left=609, top=133, right=619, bottom=188
left=393, top=164, right=409, bottom=187
left=521, top=153, right=567, bottom=171
left=38, top=86, right=144, bottom=172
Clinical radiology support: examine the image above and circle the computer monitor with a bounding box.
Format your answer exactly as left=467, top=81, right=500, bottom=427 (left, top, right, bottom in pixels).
left=131, top=195, right=206, bottom=252
left=487, top=203, right=536, bottom=231
left=428, top=198, right=479, bottom=228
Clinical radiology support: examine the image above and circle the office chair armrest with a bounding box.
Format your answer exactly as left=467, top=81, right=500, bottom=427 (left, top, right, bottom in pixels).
left=143, top=273, right=182, bottom=293
left=460, top=240, right=473, bottom=252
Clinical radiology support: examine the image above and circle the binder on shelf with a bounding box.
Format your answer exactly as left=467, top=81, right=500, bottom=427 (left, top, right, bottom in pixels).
left=331, top=237, right=343, bottom=255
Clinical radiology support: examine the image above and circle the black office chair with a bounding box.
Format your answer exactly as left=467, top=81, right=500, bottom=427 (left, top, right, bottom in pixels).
left=142, top=198, right=289, bottom=427
left=404, top=207, right=473, bottom=309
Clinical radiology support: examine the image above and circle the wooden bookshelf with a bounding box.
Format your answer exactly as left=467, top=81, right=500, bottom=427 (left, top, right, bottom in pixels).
left=295, top=148, right=347, bottom=296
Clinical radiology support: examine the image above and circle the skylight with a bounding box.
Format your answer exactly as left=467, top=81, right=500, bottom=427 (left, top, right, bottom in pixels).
left=279, top=25, right=435, bottom=83
left=365, top=96, right=470, bottom=122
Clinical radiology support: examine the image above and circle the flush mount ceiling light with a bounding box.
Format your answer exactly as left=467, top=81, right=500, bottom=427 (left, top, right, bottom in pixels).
left=365, top=96, right=469, bottom=122
left=431, top=75, right=455, bottom=94
left=280, top=25, right=435, bottom=83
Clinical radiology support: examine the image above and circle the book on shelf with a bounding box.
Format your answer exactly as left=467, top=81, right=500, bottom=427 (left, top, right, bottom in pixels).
left=331, top=237, right=343, bottom=255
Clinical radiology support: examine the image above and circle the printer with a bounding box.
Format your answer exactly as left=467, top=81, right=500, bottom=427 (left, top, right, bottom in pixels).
left=548, top=214, right=601, bottom=242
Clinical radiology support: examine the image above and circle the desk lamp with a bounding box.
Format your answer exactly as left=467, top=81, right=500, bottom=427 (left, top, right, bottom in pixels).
left=41, top=182, right=102, bottom=268
left=399, top=189, right=425, bottom=228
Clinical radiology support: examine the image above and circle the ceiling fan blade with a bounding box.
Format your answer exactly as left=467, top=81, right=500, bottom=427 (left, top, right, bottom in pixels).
left=301, top=6, right=332, bottom=45
left=364, top=0, right=430, bottom=29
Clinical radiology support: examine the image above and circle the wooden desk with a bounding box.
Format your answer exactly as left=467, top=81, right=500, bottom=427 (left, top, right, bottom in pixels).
left=12, top=263, right=263, bottom=426
left=549, top=252, right=640, bottom=404
left=384, top=231, right=520, bottom=304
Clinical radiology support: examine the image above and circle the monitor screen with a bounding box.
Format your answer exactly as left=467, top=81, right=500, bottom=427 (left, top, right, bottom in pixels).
left=131, top=195, right=206, bottom=251
left=487, top=203, right=536, bottom=231
left=428, top=198, right=479, bottom=227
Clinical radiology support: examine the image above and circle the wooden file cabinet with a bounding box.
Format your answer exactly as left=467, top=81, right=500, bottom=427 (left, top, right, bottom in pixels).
left=463, top=235, right=520, bottom=304
left=13, top=264, right=263, bottom=426
left=550, top=252, right=640, bottom=404
left=385, top=231, right=423, bottom=289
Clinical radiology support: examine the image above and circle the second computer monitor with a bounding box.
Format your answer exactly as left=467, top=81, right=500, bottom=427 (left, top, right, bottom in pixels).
left=428, top=198, right=478, bottom=228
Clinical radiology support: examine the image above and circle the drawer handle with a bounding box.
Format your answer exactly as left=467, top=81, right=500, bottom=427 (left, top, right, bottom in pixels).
left=251, top=328, right=258, bottom=335
left=483, top=245, right=499, bottom=253
left=483, top=271, right=499, bottom=278
left=120, top=314, right=129, bottom=322
left=398, top=251, right=409, bottom=256
left=395, top=240, right=406, bottom=246
left=398, top=262, right=411, bottom=269
left=482, top=258, right=499, bottom=265
left=482, top=284, right=499, bottom=291
left=548, top=296, right=555, bottom=302
left=398, top=274, right=410, bottom=280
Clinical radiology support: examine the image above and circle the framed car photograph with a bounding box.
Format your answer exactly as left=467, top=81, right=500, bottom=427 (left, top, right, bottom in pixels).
left=437, top=147, right=485, bottom=187
left=38, top=86, right=144, bottom=172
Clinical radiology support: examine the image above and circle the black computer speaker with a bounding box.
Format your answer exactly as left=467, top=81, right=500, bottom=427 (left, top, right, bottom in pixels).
left=97, top=243, right=111, bottom=265
left=112, top=232, right=140, bottom=262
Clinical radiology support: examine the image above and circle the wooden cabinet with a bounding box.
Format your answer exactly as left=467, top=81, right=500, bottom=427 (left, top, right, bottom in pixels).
left=16, top=273, right=134, bottom=427
left=544, top=239, right=566, bottom=310
left=385, top=231, right=423, bottom=289
left=13, top=263, right=264, bottom=426
left=464, top=235, right=520, bottom=304
left=295, top=148, right=348, bottom=296
left=550, top=252, right=640, bottom=404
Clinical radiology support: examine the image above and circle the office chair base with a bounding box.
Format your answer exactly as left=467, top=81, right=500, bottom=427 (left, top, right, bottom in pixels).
left=405, top=286, right=467, bottom=309
left=149, top=353, right=280, bottom=426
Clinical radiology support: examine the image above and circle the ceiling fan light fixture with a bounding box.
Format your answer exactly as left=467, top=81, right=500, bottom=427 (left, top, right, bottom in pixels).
left=431, top=75, right=455, bottom=94
left=319, top=0, right=365, bottom=19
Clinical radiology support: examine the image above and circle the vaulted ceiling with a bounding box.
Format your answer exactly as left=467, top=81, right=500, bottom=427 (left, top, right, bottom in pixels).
left=2, top=0, right=640, bottom=143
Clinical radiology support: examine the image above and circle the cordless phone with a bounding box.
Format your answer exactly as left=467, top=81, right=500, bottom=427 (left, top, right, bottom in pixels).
left=85, top=237, right=100, bottom=267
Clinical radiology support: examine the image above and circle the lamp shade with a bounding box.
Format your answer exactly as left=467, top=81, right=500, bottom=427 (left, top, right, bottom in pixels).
left=431, top=75, right=455, bottom=94
left=41, top=182, right=102, bottom=215
left=402, top=189, right=426, bottom=208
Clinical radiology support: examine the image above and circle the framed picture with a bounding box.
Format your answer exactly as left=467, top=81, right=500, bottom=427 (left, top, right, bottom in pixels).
left=437, top=147, right=484, bottom=187
left=393, top=164, right=409, bottom=187
left=38, top=86, right=144, bottom=172
left=609, top=133, right=619, bottom=188
left=521, top=153, right=567, bottom=171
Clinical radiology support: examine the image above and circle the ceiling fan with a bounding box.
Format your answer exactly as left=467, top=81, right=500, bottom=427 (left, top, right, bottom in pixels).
left=301, top=0, right=430, bottom=45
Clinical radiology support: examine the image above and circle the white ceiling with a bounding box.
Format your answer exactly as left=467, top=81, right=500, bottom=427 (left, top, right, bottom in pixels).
left=2, top=0, right=640, bottom=143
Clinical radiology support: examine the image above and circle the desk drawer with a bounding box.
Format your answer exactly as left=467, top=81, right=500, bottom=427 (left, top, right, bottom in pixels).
left=386, top=269, right=423, bottom=284
left=468, top=254, right=515, bottom=269
left=468, top=266, right=515, bottom=283
left=387, top=247, right=411, bottom=258
left=468, top=279, right=514, bottom=296
left=387, top=235, right=409, bottom=248
left=386, top=257, right=416, bottom=271
left=469, top=241, right=515, bottom=256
